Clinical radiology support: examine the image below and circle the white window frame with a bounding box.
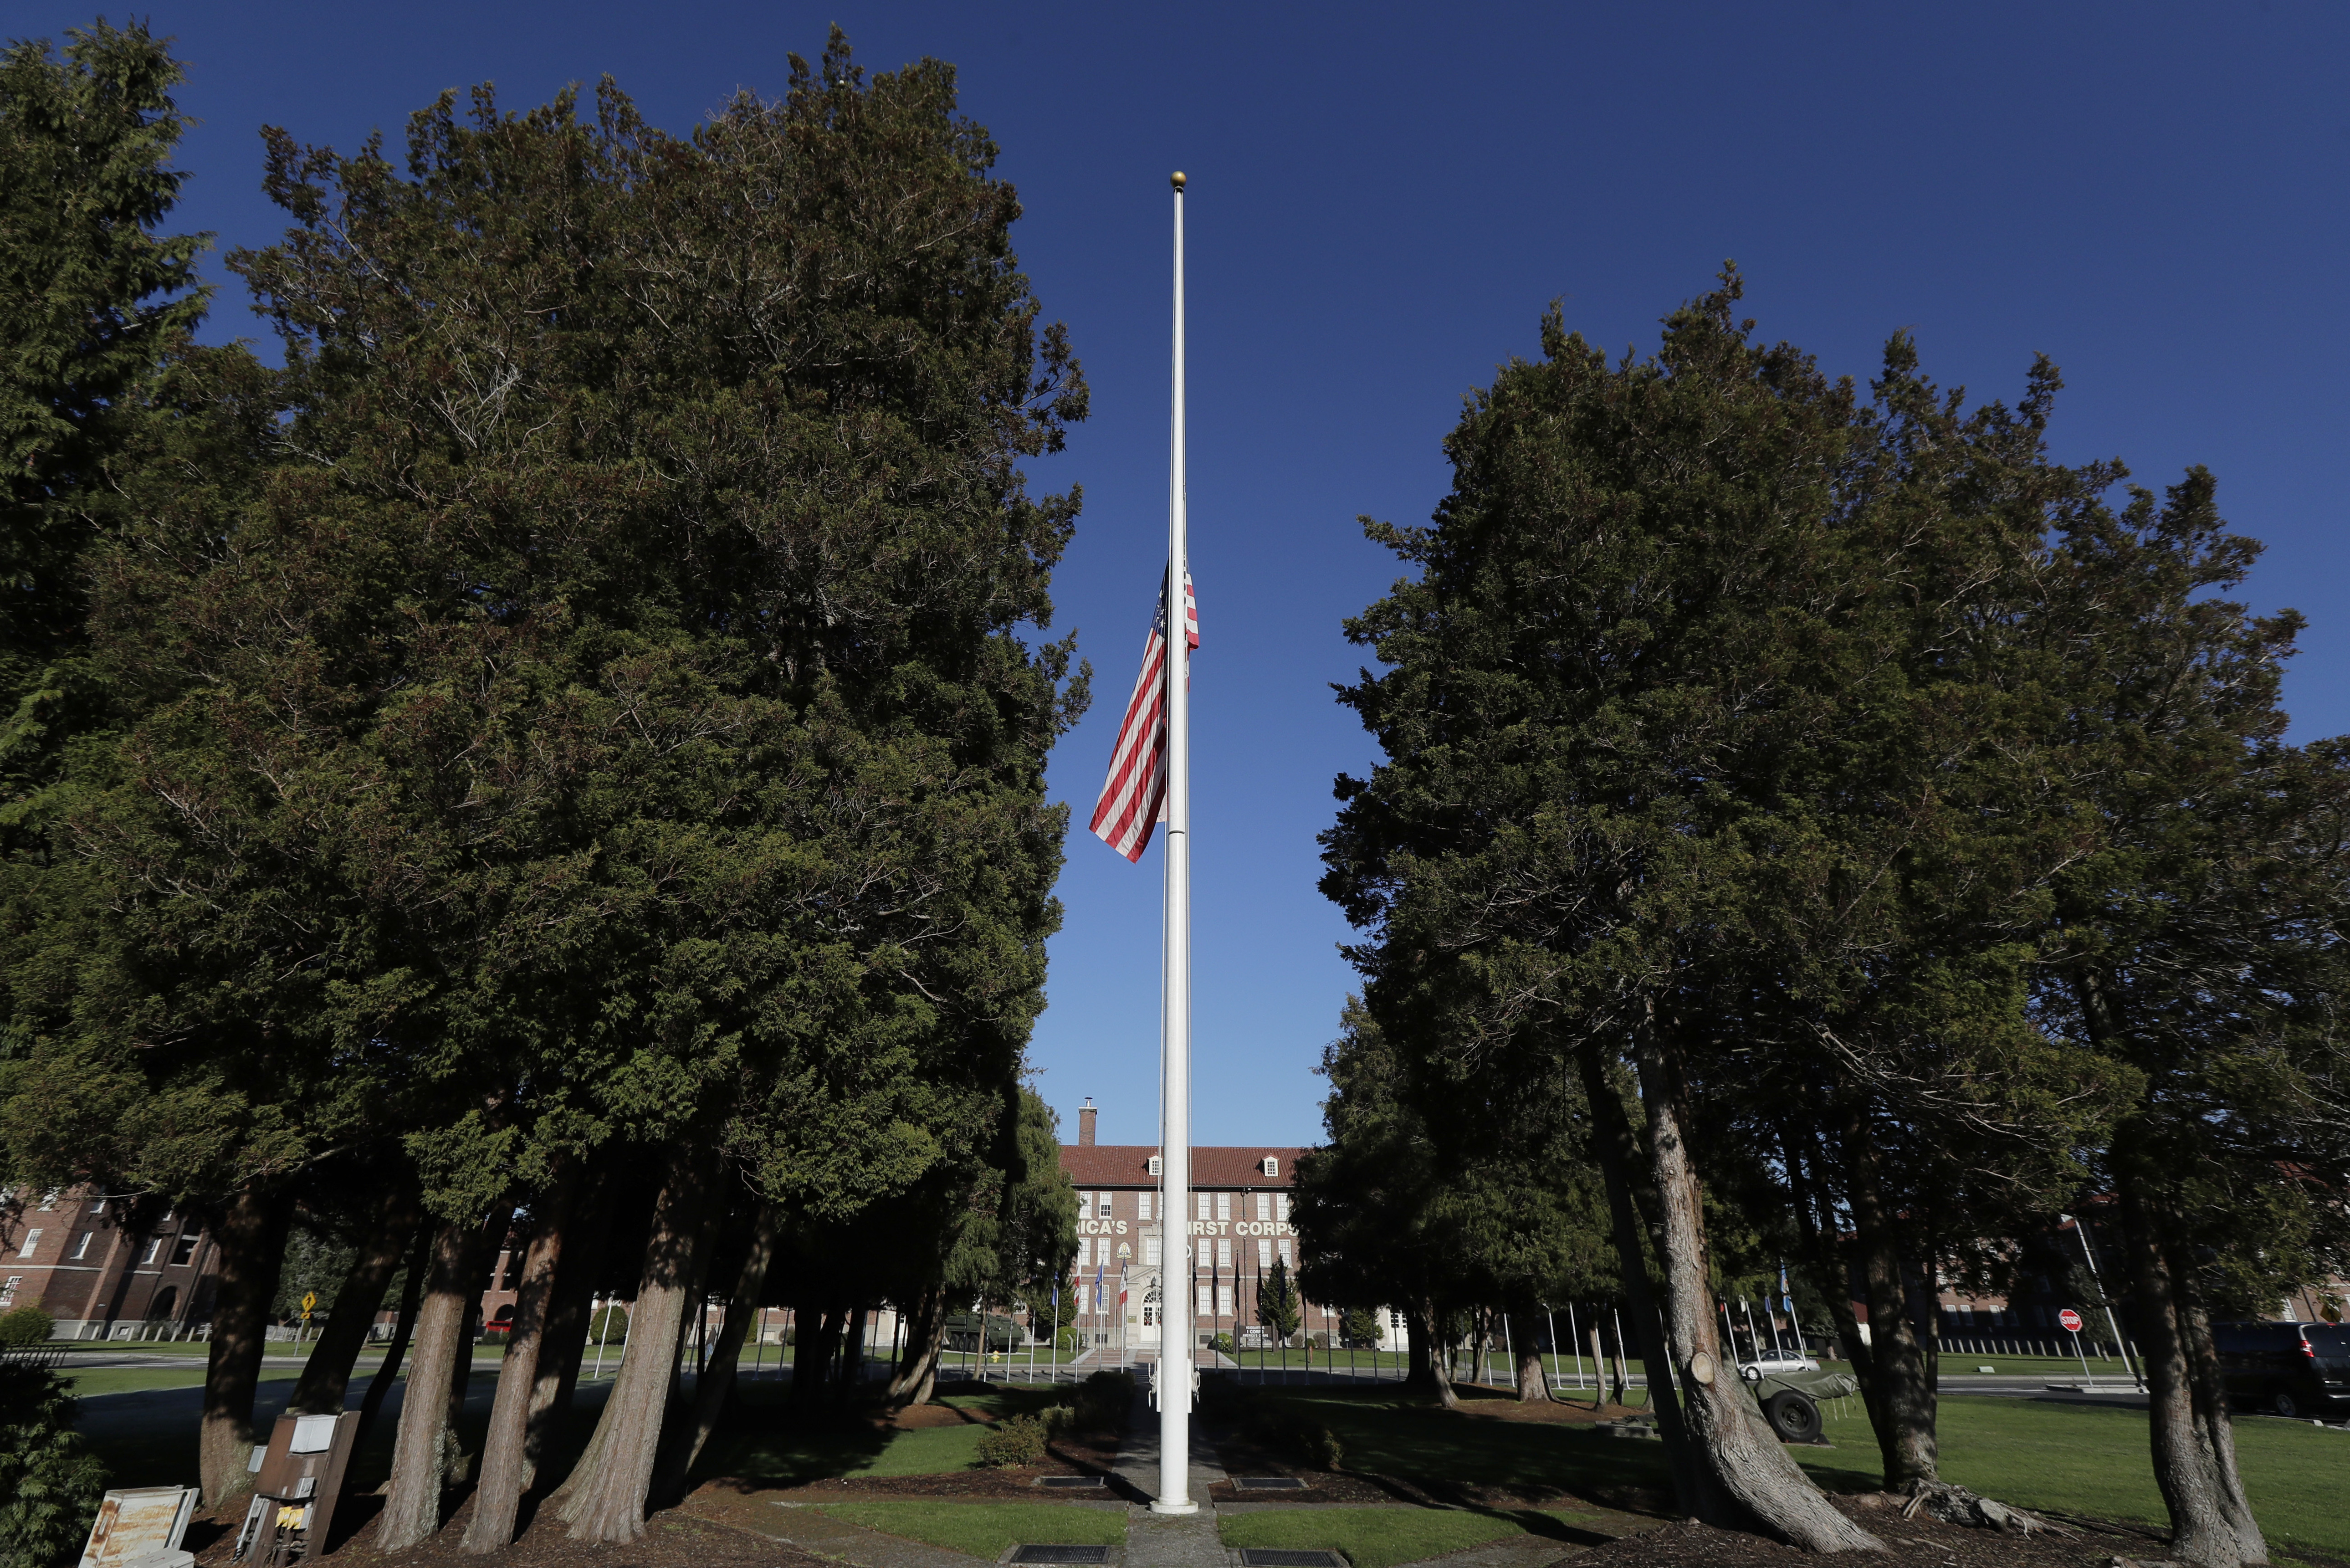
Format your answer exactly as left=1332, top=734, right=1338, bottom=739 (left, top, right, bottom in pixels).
left=1197, top=1192, right=1210, bottom=1220
left=1262, top=1156, right=1279, bottom=1177
left=1215, top=1192, right=1232, bottom=1221
left=72, top=1232, right=94, bottom=1260
left=16, top=1229, right=41, bottom=1257
left=142, top=1236, right=164, bottom=1264
left=1276, top=1194, right=1290, bottom=1224
left=1255, top=1193, right=1271, bottom=1221
left=171, top=1233, right=200, bottom=1266
left=1137, top=1191, right=1152, bottom=1221
left=1145, top=1236, right=1162, bottom=1266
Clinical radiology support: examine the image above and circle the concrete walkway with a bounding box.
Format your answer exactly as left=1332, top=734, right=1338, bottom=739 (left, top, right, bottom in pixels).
left=1111, top=1366, right=1229, bottom=1568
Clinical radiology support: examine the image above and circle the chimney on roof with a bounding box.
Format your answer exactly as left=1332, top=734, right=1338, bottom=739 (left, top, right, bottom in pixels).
left=1079, top=1098, right=1097, bottom=1147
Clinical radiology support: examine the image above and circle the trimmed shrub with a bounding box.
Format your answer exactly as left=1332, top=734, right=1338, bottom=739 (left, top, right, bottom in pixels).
left=0, top=1307, right=54, bottom=1348
left=585, top=1304, right=629, bottom=1347
left=1208, top=1332, right=1235, bottom=1356
left=974, top=1413, right=1049, bottom=1468
left=1048, top=1368, right=1134, bottom=1434
left=0, top=1361, right=108, bottom=1568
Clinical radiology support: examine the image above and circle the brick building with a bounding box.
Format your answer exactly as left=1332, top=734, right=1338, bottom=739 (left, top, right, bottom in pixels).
left=2, top=1182, right=219, bottom=1339
left=1057, top=1098, right=1367, bottom=1353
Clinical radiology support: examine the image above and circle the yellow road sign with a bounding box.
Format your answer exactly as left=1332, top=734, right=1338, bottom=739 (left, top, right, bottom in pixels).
left=301, top=1291, right=317, bottom=1315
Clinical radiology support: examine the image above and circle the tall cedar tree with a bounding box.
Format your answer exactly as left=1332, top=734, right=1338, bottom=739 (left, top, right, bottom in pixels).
left=49, top=32, right=1085, bottom=1542
left=1699, top=338, right=2135, bottom=1490
left=1325, top=275, right=1922, bottom=1550
left=2033, top=470, right=2349, bottom=1568
left=0, top=22, right=321, bottom=1512
left=1293, top=998, right=1614, bottom=1408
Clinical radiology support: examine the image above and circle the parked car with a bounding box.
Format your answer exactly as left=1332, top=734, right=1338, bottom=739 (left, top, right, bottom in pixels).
left=2212, top=1321, right=2350, bottom=1419
left=943, top=1311, right=1021, bottom=1353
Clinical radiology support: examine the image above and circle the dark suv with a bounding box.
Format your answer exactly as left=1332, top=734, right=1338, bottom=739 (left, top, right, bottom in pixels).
left=2211, top=1321, right=2350, bottom=1419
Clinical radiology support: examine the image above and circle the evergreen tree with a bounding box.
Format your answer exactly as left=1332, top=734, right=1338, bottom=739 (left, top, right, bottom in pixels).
left=2032, top=469, right=2348, bottom=1568
left=1256, top=1257, right=1302, bottom=1343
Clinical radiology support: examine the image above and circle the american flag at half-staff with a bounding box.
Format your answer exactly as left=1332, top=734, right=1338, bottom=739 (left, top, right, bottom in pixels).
left=1089, top=569, right=1200, bottom=861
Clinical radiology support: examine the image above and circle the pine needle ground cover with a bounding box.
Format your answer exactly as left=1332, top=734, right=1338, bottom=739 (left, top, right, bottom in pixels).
left=812, top=1501, right=1125, bottom=1558
left=1219, top=1508, right=1593, bottom=1568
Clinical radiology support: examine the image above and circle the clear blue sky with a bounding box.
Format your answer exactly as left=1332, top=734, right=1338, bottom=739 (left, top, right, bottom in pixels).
left=23, top=1, right=2347, bottom=1149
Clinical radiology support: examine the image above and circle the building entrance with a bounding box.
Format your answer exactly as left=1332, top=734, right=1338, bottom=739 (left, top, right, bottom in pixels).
left=1128, top=1272, right=1162, bottom=1348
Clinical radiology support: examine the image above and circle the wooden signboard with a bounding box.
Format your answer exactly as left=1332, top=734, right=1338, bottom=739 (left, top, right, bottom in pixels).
left=77, top=1486, right=198, bottom=1568
left=231, top=1411, right=360, bottom=1563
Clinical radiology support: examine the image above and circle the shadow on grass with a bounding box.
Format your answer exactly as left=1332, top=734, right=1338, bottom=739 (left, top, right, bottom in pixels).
left=1242, top=1384, right=1681, bottom=1510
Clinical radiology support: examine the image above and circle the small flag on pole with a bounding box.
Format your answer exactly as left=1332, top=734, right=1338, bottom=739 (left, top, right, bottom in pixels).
left=1090, top=571, right=1199, bottom=861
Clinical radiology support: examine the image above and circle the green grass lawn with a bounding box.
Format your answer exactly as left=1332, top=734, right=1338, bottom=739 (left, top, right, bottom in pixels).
left=694, top=1384, right=1079, bottom=1486
left=1219, top=1508, right=1601, bottom=1568
left=1797, top=1397, right=2349, bottom=1561
left=1936, top=1353, right=2137, bottom=1378
left=67, top=1365, right=298, bottom=1399
left=1237, top=1386, right=2350, bottom=1563
left=814, top=1502, right=1123, bottom=1558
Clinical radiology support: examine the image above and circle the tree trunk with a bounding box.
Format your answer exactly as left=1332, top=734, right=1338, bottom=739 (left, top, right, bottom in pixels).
left=526, top=1162, right=619, bottom=1483
left=563, top=1142, right=715, bottom=1543
left=1589, top=1322, right=1611, bottom=1409
left=1420, top=1300, right=1458, bottom=1409
left=1578, top=1041, right=1702, bottom=1507
left=2117, top=1167, right=2262, bottom=1568
left=887, top=1285, right=947, bottom=1404
left=463, top=1164, right=581, bottom=1553
left=1785, top=1124, right=1874, bottom=1381
left=1841, top=1110, right=1938, bottom=1488
left=356, top=1225, right=430, bottom=1455
left=1401, top=1305, right=1437, bottom=1394
left=653, top=1205, right=779, bottom=1503
left=378, top=1214, right=486, bottom=1550
left=2177, top=1271, right=2266, bottom=1565
left=792, top=1305, right=843, bottom=1407
left=292, top=1185, right=420, bottom=1415
left=1634, top=1030, right=1882, bottom=1552
left=1515, top=1339, right=1551, bottom=1403
left=196, top=1186, right=292, bottom=1507
left=834, top=1305, right=869, bottom=1409
left=433, top=1204, right=511, bottom=1492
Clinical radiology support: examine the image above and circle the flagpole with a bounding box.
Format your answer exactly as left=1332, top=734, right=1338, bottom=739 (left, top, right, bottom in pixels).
left=1153, top=168, right=1197, bottom=1517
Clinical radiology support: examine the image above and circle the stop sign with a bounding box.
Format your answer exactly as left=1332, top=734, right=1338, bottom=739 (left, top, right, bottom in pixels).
left=2058, top=1309, right=2084, bottom=1333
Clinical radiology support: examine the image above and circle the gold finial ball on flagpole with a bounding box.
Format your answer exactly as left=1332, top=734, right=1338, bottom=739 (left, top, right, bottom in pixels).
left=1170, top=171, right=1186, bottom=190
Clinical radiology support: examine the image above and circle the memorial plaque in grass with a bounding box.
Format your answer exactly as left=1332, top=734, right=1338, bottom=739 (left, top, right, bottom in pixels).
left=1009, top=1547, right=1111, bottom=1564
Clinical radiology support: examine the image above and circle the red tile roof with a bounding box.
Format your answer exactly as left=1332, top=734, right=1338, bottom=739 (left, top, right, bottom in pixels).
left=1060, top=1144, right=1306, bottom=1189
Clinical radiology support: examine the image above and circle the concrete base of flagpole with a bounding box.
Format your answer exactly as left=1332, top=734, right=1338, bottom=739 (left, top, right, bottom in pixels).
left=1149, top=1501, right=1201, bottom=1515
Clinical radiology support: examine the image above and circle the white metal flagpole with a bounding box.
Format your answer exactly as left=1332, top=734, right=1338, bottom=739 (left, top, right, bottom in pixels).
left=1154, top=168, right=1197, bottom=1517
